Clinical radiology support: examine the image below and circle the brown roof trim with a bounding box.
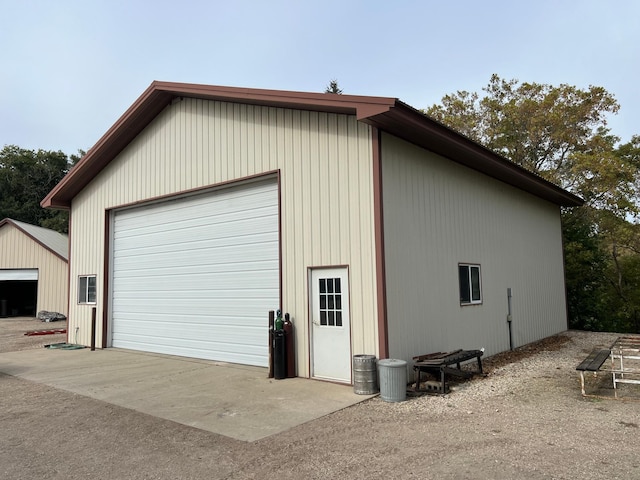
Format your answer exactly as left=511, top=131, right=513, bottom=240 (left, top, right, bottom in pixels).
left=42, top=81, right=583, bottom=209
left=0, top=218, right=69, bottom=263
left=362, top=102, right=584, bottom=207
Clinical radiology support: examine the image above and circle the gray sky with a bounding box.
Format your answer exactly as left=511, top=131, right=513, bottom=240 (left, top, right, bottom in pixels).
left=2, top=0, right=638, bottom=155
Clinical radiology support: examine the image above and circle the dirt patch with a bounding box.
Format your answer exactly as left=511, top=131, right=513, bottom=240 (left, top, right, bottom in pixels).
left=482, top=332, right=571, bottom=372
left=0, top=316, right=67, bottom=353
left=1, top=319, right=639, bottom=479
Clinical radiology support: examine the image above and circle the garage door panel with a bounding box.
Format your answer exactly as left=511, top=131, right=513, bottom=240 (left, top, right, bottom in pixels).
left=115, top=237, right=277, bottom=260
left=114, top=233, right=278, bottom=259
left=113, top=274, right=279, bottom=292
left=113, top=288, right=280, bottom=300
left=115, top=259, right=279, bottom=278
left=114, top=246, right=277, bottom=271
left=113, top=297, right=278, bottom=314
left=114, top=328, right=267, bottom=363
left=113, top=258, right=279, bottom=277
left=113, top=312, right=269, bottom=328
left=0, top=269, right=39, bottom=281
left=111, top=180, right=279, bottom=366
left=114, top=189, right=277, bottom=235
left=115, top=216, right=278, bottom=251
left=113, top=340, right=266, bottom=366
left=114, top=322, right=266, bottom=341
left=113, top=298, right=279, bottom=312
left=115, top=205, right=278, bottom=233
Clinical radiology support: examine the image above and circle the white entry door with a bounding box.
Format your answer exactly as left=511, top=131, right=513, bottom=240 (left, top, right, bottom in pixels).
left=310, top=267, right=351, bottom=383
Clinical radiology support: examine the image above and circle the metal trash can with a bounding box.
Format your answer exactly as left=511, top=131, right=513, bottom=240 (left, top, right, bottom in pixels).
left=378, top=359, right=407, bottom=402
left=353, top=355, right=378, bottom=395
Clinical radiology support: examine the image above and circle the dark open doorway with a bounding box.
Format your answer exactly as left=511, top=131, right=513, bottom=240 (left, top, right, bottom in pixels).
left=0, top=280, right=38, bottom=317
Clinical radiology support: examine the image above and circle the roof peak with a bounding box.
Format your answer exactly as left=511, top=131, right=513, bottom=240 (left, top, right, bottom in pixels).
left=0, top=218, right=68, bottom=261
left=41, top=81, right=582, bottom=209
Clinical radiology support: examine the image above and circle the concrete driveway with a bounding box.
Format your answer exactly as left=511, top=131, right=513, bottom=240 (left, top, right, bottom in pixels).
left=0, top=347, right=375, bottom=442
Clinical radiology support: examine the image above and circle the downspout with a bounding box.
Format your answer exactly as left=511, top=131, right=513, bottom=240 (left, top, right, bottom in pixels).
left=507, top=288, right=513, bottom=351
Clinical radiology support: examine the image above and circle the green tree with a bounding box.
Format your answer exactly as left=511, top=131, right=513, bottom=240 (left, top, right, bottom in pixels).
left=425, top=75, right=633, bottom=213
left=325, top=79, right=343, bottom=94
left=0, top=145, right=78, bottom=233
left=562, top=207, right=609, bottom=331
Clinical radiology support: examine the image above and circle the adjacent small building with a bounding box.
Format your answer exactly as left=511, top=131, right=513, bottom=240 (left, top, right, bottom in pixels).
left=42, top=82, right=582, bottom=383
left=0, top=218, right=69, bottom=317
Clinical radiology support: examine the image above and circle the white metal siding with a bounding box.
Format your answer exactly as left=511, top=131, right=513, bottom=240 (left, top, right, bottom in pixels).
left=111, top=180, right=278, bottom=366
left=0, top=225, right=68, bottom=315
left=68, top=99, right=377, bottom=376
left=381, top=133, right=567, bottom=364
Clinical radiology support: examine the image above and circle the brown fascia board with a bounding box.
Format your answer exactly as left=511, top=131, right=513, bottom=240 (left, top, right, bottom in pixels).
left=41, top=81, right=397, bottom=209
left=362, top=102, right=584, bottom=207
left=41, top=81, right=582, bottom=209
left=151, top=81, right=397, bottom=119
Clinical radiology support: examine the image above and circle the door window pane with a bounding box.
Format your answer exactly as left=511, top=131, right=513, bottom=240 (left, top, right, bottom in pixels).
left=318, top=277, right=343, bottom=328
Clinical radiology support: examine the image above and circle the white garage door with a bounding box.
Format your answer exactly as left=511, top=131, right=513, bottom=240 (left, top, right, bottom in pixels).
left=0, top=269, right=38, bottom=280
left=111, top=179, right=279, bottom=367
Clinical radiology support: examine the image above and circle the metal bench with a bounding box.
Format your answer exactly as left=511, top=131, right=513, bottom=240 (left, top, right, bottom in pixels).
left=413, top=349, right=484, bottom=394
left=576, top=349, right=611, bottom=396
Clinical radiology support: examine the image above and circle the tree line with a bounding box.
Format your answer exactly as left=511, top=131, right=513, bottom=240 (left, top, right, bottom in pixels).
left=0, top=146, right=81, bottom=233
left=2, top=75, right=639, bottom=332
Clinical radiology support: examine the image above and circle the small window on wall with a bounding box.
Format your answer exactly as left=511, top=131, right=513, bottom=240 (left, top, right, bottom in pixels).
left=459, top=264, right=482, bottom=305
left=78, top=275, right=97, bottom=304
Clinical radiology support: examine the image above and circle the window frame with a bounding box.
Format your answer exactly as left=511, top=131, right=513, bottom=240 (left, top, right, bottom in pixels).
left=78, top=275, right=97, bottom=305
left=458, top=263, right=482, bottom=306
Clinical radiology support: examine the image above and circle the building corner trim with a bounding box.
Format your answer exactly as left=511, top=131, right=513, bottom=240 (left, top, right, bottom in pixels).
left=372, top=128, right=389, bottom=358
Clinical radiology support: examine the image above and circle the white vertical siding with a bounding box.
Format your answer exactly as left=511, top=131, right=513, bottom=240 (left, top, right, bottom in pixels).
left=68, top=98, right=377, bottom=376
left=381, top=133, right=567, bottom=364
left=0, top=225, right=68, bottom=315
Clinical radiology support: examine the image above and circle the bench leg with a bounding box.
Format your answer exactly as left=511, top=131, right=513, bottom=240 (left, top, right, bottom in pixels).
left=579, top=371, right=586, bottom=396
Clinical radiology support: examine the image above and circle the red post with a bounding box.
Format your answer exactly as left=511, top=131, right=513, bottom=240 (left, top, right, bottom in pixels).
left=268, top=310, right=274, bottom=378
left=284, top=313, right=295, bottom=377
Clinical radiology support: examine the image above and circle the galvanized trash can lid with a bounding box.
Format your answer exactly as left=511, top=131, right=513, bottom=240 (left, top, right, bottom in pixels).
left=378, top=358, right=407, bottom=368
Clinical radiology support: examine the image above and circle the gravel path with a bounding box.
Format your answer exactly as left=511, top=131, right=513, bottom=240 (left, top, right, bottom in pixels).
left=1, top=317, right=639, bottom=479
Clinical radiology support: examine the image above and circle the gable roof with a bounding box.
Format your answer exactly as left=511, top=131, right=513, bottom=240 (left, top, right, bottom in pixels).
left=41, top=81, right=583, bottom=209
left=0, top=218, right=69, bottom=262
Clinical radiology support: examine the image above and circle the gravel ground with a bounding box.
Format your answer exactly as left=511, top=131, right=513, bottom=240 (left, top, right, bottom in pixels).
left=1, top=317, right=640, bottom=479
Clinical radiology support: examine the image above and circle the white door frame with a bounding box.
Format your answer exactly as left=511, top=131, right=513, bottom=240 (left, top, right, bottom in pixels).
left=309, top=266, right=352, bottom=383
